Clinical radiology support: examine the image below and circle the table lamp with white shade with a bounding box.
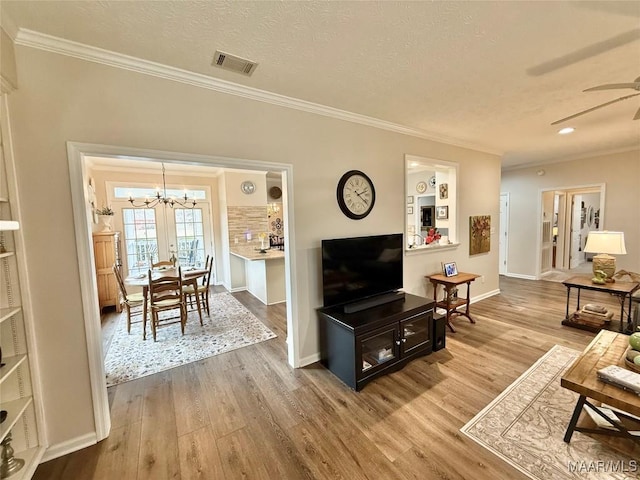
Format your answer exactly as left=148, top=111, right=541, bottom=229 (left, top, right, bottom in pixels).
left=583, top=231, right=626, bottom=283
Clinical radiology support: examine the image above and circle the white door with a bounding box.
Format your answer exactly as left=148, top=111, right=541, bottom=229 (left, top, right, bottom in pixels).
left=570, top=194, right=583, bottom=269
left=499, top=193, right=509, bottom=274
left=114, top=202, right=213, bottom=277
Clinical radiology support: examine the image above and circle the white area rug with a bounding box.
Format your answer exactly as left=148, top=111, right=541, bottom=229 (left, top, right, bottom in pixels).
left=105, top=292, right=276, bottom=386
left=461, top=345, right=639, bottom=480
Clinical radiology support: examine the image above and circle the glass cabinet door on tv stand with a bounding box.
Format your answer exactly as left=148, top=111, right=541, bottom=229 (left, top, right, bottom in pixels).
left=358, top=325, right=399, bottom=376
left=401, top=311, right=431, bottom=355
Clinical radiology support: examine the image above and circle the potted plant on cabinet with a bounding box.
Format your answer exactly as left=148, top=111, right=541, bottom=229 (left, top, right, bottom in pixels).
left=95, top=206, right=114, bottom=232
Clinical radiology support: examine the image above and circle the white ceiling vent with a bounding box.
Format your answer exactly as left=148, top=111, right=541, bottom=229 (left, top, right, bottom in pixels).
left=212, top=50, right=258, bottom=76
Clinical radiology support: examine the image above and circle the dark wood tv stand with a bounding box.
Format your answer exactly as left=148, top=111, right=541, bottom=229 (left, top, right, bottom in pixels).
left=317, top=293, right=434, bottom=391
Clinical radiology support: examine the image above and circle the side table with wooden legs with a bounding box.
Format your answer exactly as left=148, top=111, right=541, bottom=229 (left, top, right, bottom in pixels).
left=426, top=272, right=480, bottom=332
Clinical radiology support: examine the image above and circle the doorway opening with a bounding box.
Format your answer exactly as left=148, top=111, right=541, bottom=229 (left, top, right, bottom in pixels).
left=68, top=142, right=298, bottom=443
left=539, top=184, right=604, bottom=280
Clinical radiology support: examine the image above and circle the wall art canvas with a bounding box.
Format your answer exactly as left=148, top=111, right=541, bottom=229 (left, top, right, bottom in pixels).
left=469, top=215, right=491, bottom=255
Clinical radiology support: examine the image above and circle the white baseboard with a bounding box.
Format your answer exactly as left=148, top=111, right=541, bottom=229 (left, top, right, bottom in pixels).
left=299, top=352, right=321, bottom=367
left=502, top=272, right=537, bottom=281
left=470, top=289, right=500, bottom=304
left=228, top=286, right=247, bottom=293
left=41, top=432, right=97, bottom=463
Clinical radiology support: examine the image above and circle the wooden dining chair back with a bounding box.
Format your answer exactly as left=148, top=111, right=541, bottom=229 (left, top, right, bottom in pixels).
left=200, top=257, right=214, bottom=315
left=148, top=267, right=186, bottom=341
left=182, top=256, right=214, bottom=319
left=112, top=264, right=145, bottom=334
left=201, top=255, right=211, bottom=286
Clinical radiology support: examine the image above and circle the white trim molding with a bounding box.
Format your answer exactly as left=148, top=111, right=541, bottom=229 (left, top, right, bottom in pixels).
left=15, top=28, right=500, bottom=157
left=470, top=289, right=501, bottom=304
left=41, top=433, right=97, bottom=463
left=502, top=273, right=537, bottom=281
left=67, top=141, right=300, bottom=448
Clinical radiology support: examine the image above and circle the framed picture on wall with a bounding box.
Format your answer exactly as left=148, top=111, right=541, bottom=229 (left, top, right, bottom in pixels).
left=436, top=206, right=448, bottom=219
left=407, top=206, right=414, bottom=214
left=407, top=195, right=414, bottom=204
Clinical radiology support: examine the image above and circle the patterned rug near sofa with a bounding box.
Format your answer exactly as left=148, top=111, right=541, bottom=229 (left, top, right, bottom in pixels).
left=105, top=292, right=276, bottom=386
left=461, top=345, right=639, bottom=480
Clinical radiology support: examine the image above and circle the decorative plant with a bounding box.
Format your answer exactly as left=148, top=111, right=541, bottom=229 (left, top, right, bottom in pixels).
left=425, top=228, right=441, bottom=245
left=95, top=206, right=114, bottom=216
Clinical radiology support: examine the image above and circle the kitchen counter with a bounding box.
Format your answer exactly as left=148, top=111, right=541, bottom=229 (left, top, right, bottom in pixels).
left=230, top=245, right=285, bottom=261
left=229, top=244, right=285, bottom=305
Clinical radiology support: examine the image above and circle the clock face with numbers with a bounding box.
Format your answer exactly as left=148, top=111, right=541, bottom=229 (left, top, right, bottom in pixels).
left=336, top=170, right=376, bottom=219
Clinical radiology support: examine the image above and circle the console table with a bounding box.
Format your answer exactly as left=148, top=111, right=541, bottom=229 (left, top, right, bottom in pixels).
left=426, top=272, right=480, bottom=333
left=561, top=276, right=639, bottom=334
left=561, top=330, right=640, bottom=443
left=317, top=293, right=434, bottom=391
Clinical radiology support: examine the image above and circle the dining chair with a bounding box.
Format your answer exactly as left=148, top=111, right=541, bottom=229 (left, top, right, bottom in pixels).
left=112, top=264, right=145, bottom=334
left=183, top=255, right=213, bottom=317
left=148, top=267, right=186, bottom=341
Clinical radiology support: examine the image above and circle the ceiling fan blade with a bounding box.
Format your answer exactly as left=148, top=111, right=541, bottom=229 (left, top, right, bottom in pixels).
left=634, top=105, right=640, bottom=120
left=551, top=92, right=640, bottom=125
left=584, top=83, right=640, bottom=92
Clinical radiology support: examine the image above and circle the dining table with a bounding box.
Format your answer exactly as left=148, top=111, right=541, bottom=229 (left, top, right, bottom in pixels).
left=125, top=266, right=208, bottom=339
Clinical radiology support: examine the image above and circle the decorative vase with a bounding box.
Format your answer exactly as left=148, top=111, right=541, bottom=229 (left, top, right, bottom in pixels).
left=98, top=215, right=113, bottom=232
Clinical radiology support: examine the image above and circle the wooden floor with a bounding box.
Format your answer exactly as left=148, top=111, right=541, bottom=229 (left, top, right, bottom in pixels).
left=34, top=277, right=638, bottom=480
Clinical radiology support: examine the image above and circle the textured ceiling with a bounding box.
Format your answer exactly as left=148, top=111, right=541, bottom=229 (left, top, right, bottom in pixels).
left=2, top=1, right=640, bottom=168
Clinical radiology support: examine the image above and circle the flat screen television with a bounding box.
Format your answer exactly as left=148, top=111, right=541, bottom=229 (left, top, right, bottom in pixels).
left=321, top=233, right=403, bottom=309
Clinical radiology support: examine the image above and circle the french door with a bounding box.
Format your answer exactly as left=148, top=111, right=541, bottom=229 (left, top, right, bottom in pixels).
left=113, top=201, right=212, bottom=276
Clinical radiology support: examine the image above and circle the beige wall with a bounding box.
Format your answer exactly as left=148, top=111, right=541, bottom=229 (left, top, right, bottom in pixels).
left=8, top=46, right=501, bottom=449
left=0, top=28, right=18, bottom=91
left=501, top=150, right=640, bottom=277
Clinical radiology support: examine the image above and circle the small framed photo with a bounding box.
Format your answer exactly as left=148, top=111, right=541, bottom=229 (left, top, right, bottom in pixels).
left=443, top=262, right=458, bottom=277
left=407, top=195, right=414, bottom=204
left=436, top=205, right=449, bottom=220
left=407, top=206, right=414, bottom=214
left=439, top=183, right=448, bottom=199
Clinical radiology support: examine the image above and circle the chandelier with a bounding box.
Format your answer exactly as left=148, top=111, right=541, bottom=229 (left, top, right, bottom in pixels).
left=128, top=163, right=197, bottom=209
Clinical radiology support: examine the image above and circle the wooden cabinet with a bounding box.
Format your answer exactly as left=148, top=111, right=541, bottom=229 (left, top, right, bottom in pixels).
left=318, top=293, right=434, bottom=391
left=92, top=232, right=122, bottom=313
left=0, top=96, right=46, bottom=479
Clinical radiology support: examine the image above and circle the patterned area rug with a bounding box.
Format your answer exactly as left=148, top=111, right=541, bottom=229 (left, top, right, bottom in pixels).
left=461, top=345, right=639, bottom=480
left=105, top=292, right=276, bottom=386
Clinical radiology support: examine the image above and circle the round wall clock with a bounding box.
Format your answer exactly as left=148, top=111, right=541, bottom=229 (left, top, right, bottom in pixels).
left=269, top=186, right=282, bottom=199
left=416, top=181, right=427, bottom=194
left=337, top=170, right=376, bottom=219
left=429, top=176, right=436, bottom=188
left=241, top=180, right=256, bottom=194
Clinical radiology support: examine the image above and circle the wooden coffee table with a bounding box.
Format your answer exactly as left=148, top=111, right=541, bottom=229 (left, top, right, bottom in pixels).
left=561, top=330, right=640, bottom=443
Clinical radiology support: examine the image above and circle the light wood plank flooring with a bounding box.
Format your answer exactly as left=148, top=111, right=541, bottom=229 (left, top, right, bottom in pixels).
left=34, top=277, right=638, bottom=479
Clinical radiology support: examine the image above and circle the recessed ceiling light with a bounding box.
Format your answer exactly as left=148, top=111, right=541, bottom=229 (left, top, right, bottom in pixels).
left=558, top=127, right=575, bottom=135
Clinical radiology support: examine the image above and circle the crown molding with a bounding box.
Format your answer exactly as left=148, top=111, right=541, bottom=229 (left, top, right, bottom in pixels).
left=501, top=146, right=640, bottom=172
left=14, top=28, right=501, bottom=157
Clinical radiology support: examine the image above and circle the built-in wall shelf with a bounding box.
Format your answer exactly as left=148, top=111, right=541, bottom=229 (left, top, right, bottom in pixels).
left=0, top=396, right=33, bottom=440
left=0, top=354, right=28, bottom=384
left=0, top=220, right=19, bottom=230
left=0, top=306, right=21, bottom=325
left=1, top=89, right=45, bottom=477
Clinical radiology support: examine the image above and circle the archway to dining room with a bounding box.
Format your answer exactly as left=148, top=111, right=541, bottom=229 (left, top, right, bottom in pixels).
left=67, top=142, right=298, bottom=442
